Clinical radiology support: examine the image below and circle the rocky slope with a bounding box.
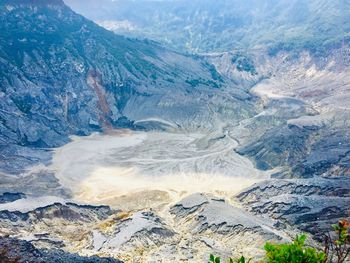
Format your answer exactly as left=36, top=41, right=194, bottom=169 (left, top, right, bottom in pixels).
left=208, top=47, right=350, bottom=178
left=0, top=192, right=292, bottom=262
left=237, top=177, right=350, bottom=240
left=207, top=46, right=350, bottom=248
left=0, top=236, right=123, bottom=263
left=65, top=0, right=350, bottom=53
left=0, top=0, right=253, bottom=175
left=0, top=0, right=350, bottom=262
left=63, top=0, right=350, bottom=183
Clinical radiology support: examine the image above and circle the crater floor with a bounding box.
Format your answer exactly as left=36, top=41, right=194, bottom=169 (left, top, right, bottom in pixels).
left=49, top=130, right=269, bottom=209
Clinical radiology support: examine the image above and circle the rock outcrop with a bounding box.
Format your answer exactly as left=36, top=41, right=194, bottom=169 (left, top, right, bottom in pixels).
left=237, top=177, right=350, bottom=239
left=0, top=193, right=291, bottom=262
left=0, top=236, right=123, bottom=263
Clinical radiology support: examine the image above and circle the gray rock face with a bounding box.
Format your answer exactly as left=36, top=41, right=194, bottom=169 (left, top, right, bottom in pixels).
left=237, top=124, right=314, bottom=172
left=220, top=52, right=350, bottom=179
left=171, top=193, right=284, bottom=239
left=103, top=211, right=174, bottom=250
left=0, top=192, right=25, bottom=204
left=237, top=113, right=350, bottom=178
left=0, top=171, right=71, bottom=198
left=0, top=197, right=126, bottom=260
left=37, top=202, right=114, bottom=221
left=0, top=193, right=289, bottom=261
left=171, top=193, right=209, bottom=213
left=0, top=201, right=115, bottom=229
left=237, top=177, right=350, bottom=239
left=0, top=236, right=123, bottom=263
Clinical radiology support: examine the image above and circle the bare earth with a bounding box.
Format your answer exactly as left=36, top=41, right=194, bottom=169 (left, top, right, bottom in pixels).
left=49, top=130, right=269, bottom=210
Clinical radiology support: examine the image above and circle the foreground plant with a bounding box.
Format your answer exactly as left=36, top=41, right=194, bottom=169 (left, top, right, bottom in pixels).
left=209, top=254, right=251, bottom=263
left=209, top=254, right=220, bottom=263
left=323, top=219, right=350, bottom=263
left=265, top=234, right=326, bottom=263
left=232, top=256, right=252, bottom=263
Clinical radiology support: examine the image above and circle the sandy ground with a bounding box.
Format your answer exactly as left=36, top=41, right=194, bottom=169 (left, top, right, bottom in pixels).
left=49, top=130, right=269, bottom=210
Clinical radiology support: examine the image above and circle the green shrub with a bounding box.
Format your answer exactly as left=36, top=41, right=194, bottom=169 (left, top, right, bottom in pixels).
left=209, top=254, right=251, bottom=263
left=324, top=220, right=350, bottom=263
left=231, top=53, right=257, bottom=75
left=264, top=235, right=325, bottom=263
left=209, top=254, right=221, bottom=263
left=232, top=256, right=252, bottom=263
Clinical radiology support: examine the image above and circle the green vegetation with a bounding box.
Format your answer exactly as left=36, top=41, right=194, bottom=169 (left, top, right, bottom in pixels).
left=185, top=78, right=221, bottom=89
left=324, top=220, right=350, bottom=263
left=265, top=235, right=325, bottom=263
left=231, top=53, right=257, bottom=75
left=205, top=62, right=224, bottom=82
left=209, top=220, right=350, bottom=263
left=209, top=254, right=221, bottom=263
left=209, top=254, right=251, bottom=263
